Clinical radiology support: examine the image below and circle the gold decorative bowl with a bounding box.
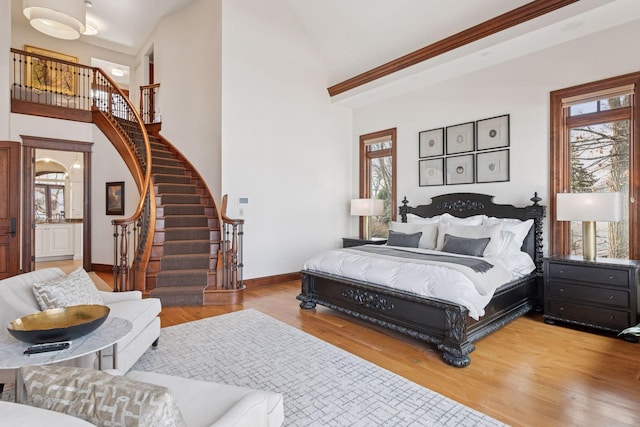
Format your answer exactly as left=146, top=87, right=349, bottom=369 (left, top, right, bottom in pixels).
left=7, top=305, right=110, bottom=344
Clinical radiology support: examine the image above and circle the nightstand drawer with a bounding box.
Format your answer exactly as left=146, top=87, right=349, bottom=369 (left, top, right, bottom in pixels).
left=547, top=300, right=629, bottom=330
left=547, top=263, right=629, bottom=287
left=548, top=281, right=629, bottom=307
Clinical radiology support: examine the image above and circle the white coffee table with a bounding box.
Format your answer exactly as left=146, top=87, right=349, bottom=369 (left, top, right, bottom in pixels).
left=0, top=316, right=132, bottom=402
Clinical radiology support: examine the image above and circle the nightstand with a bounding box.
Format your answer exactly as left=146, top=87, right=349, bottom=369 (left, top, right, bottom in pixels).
left=543, top=255, right=639, bottom=338
left=342, top=237, right=387, bottom=248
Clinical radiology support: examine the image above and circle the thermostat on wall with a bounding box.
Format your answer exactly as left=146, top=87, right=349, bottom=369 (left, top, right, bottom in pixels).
left=238, top=197, right=249, bottom=205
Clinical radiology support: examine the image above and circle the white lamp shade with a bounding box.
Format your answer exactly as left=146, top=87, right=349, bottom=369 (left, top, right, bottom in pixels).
left=350, top=198, right=384, bottom=216
left=556, top=192, right=622, bottom=222
left=23, top=0, right=86, bottom=40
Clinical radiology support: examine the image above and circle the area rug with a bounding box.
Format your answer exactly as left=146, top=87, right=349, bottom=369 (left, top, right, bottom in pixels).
left=130, top=309, right=508, bottom=427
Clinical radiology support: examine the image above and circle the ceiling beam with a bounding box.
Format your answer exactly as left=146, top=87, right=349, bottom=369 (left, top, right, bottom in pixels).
left=327, top=0, right=579, bottom=97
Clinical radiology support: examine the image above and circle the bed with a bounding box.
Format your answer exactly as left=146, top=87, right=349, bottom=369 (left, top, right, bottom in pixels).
left=297, top=192, right=545, bottom=367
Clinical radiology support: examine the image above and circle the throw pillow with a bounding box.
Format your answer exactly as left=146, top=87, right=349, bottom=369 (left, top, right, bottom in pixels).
left=21, top=365, right=187, bottom=427
left=32, top=268, right=104, bottom=310
left=436, top=223, right=503, bottom=256
left=441, top=234, right=490, bottom=257
left=389, top=221, right=438, bottom=249
left=387, top=230, right=422, bottom=248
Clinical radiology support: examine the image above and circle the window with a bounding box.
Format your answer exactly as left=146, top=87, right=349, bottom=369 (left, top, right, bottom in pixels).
left=35, top=172, right=66, bottom=222
left=550, top=74, right=640, bottom=259
left=359, top=128, right=396, bottom=238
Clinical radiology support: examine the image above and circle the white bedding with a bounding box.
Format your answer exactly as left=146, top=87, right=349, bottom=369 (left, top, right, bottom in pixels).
left=302, top=245, right=535, bottom=320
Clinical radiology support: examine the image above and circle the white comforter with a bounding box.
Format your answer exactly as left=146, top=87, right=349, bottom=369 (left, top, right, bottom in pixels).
left=303, top=245, right=535, bottom=320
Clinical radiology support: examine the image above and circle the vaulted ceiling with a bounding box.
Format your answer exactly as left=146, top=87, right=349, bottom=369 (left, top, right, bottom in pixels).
left=11, top=0, right=640, bottom=106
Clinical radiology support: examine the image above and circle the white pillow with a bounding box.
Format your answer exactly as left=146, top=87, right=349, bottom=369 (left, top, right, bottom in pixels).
left=483, top=217, right=534, bottom=252
left=406, top=213, right=441, bottom=224
left=436, top=223, right=503, bottom=256
left=439, top=213, right=486, bottom=226
left=32, top=268, right=104, bottom=310
left=21, top=365, right=187, bottom=427
left=389, top=222, right=438, bottom=250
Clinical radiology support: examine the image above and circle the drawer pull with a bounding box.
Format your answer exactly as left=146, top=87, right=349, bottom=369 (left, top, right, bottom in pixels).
left=609, top=295, right=614, bottom=300
left=609, top=315, right=615, bottom=320
left=559, top=306, right=565, bottom=311
left=559, top=288, right=565, bottom=293
left=608, top=275, right=615, bottom=280
left=558, top=269, right=565, bottom=274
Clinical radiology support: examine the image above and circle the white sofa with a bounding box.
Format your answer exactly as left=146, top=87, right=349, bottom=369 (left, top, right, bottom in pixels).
left=0, top=368, right=285, bottom=427
left=0, top=268, right=161, bottom=385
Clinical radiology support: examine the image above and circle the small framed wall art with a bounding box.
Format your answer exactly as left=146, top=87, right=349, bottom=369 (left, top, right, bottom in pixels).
left=476, top=114, right=509, bottom=151
left=106, top=181, right=125, bottom=215
left=446, top=122, right=475, bottom=155
left=476, top=149, right=510, bottom=183
left=419, top=158, right=444, bottom=186
left=445, top=154, right=474, bottom=185
left=418, top=128, right=444, bottom=158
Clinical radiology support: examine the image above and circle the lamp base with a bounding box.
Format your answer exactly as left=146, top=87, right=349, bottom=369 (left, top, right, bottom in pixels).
left=582, top=221, right=596, bottom=261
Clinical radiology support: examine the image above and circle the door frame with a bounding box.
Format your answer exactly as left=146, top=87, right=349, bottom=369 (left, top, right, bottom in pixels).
left=21, top=136, right=93, bottom=273
left=0, top=140, right=21, bottom=278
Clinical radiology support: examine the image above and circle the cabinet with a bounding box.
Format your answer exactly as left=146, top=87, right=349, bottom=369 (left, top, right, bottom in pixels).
left=544, top=255, right=639, bottom=335
left=35, top=223, right=75, bottom=261
left=342, top=237, right=387, bottom=248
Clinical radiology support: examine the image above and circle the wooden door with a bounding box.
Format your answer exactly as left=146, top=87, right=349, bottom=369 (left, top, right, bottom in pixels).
left=0, top=141, right=20, bottom=278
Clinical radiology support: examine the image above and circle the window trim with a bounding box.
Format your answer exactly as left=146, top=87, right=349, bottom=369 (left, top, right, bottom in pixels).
left=549, top=72, right=640, bottom=258
left=359, top=128, right=397, bottom=239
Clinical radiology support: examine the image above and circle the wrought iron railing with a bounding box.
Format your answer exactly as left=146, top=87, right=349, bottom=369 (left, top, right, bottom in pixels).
left=220, top=195, right=244, bottom=290
left=139, top=83, right=160, bottom=124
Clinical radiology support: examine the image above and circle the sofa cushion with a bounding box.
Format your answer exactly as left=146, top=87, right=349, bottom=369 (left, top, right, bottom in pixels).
left=0, top=401, right=95, bottom=427
left=21, top=366, right=187, bottom=427
left=32, top=268, right=104, bottom=310
left=126, top=371, right=284, bottom=427
left=104, top=297, right=162, bottom=352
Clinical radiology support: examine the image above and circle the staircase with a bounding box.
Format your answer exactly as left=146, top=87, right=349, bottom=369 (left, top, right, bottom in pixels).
left=147, top=135, right=220, bottom=306
left=111, top=119, right=221, bottom=306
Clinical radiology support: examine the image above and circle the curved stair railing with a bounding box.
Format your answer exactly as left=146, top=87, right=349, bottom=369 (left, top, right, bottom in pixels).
left=91, top=70, right=153, bottom=292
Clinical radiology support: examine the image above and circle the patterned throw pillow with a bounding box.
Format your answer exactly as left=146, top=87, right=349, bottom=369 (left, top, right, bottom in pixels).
left=32, top=268, right=104, bottom=310
left=21, top=365, right=187, bottom=427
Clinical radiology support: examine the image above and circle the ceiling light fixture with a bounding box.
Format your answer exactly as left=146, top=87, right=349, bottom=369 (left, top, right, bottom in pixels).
left=69, top=153, right=82, bottom=175
left=83, top=18, right=98, bottom=35
left=23, top=0, right=86, bottom=40
left=111, top=68, right=125, bottom=77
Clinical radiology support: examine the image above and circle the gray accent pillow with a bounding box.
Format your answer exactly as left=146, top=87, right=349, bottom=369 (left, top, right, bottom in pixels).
left=387, top=230, right=422, bottom=248
left=441, top=234, right=490, bottom=257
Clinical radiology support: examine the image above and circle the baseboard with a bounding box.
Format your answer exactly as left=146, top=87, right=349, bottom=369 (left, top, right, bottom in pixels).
left=243, top=272, right=301, bottom=289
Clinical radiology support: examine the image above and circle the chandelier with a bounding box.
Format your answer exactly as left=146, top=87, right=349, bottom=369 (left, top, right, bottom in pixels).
left=69, top=153, right=82, bottom=175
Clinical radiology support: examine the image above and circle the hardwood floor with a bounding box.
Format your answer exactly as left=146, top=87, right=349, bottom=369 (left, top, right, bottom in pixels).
left=101, top=275, right=640, bottom=427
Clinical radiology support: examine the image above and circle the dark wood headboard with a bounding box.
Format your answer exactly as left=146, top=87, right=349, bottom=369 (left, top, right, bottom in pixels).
left=399, top=193, right=546, bottom=272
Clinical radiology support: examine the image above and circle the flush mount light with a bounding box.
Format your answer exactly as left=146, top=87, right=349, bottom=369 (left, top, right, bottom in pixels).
left=23, top=0, right=86, bottom=40
left=111, top=68, right=125, bottom=77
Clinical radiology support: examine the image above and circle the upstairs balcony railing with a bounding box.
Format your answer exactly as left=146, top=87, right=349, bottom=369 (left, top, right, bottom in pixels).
left=139, top=83, right=160, bottom=124
left=10, top=47, right=152, bottom=292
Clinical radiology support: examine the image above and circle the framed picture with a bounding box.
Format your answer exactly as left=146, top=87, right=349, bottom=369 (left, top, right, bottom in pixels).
left=106, top=182, right=125, bottom=215
left=476, top=149, right=510, bottom=183
left=24, top=45, right=78, bottom=96
left=445, top=154, right=474, bottom=185
left=418, top=128, right=444, bottom=158
left=419, top=158, right=444, bottom=186
left=446, top=122, right=475, bottom=154
left=476, top=114, right=509, bottom=151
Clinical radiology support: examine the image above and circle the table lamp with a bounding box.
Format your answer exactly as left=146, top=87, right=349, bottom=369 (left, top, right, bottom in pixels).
left=351, top=198, right=384, bottom=240
left=556, top=192, right=622, bottom=260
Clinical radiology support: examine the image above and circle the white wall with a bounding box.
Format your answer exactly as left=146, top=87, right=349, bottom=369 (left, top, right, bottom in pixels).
left=221, top=0, right=352, bottom=278
left=9, top=114, right=138, bottom=265
left=138, top=0, right=222, bottom=202
left=352, top=19, right=640, bottom=251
